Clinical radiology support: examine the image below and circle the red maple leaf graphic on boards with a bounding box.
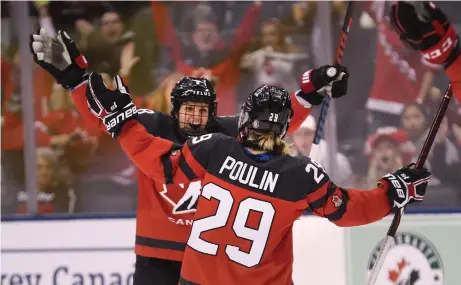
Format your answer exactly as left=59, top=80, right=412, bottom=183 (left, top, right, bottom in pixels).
left=388, top=257, right=409, bottom=283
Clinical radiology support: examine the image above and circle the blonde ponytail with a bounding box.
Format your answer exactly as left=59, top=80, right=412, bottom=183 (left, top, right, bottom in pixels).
left=247, top=131, right=291, bottom=155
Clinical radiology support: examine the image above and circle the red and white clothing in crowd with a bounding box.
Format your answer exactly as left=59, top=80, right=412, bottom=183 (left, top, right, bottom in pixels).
left=240, top=46, right=309, bottom=93
left=363, top=1, right=438, bottom=116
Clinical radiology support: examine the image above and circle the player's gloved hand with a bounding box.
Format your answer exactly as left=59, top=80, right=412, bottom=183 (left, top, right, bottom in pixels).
left=30, top=29, right=89, bottom=90
left=86, top=72, right=137, bottom=138
left=378, top=164, right=432, bottom=213
left=390, top=1, right=460, bottom=68
left=297, top=64, right=349, bottom=106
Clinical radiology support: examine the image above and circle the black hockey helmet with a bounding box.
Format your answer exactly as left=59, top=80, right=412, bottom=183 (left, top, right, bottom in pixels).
left=238, top=85, right=293, bottom=144
left=170, top=76, right=218, bottom=137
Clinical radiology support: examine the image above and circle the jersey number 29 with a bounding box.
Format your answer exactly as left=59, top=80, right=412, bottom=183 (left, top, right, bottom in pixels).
left=187, top=183, right=275, bottom=268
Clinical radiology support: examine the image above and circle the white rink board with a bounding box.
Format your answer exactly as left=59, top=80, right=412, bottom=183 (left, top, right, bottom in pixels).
left=1, top=216, right=345, bottom=285
left=1, top=219, right=136, bottom=285
left=2, top=252, right=135, bottom=285
left=292, top=216, right=346, bottom=285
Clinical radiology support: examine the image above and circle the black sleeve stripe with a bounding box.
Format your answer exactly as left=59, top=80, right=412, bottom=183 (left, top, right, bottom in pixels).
left=161, top=153, right=173, bottom=184
left=161, top=144, right=180, bottom=184
left=309, top=182, right=337, bottom=210
left=179, top=153, right=198, bottom=180
left=325, top=188, right=350, bottom=221
left=327, top=182, right=338, bottom=196
left=309, top=197, right=325, bottom=210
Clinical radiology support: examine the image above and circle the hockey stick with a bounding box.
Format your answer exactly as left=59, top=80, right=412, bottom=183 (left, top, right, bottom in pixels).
left=313, top=1, right=354, bottom=144
left=366, top=84, right=454, bottom=285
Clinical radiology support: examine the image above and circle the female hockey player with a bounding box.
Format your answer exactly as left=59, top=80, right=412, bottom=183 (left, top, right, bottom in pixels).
left=84, top=73, right=431, bottom=285
left=29, top=28, right=347, bottom=285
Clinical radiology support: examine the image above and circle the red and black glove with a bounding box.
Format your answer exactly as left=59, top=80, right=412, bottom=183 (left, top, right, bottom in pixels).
left=379, top=164, right=432, bottom=213
left=86, top=72, right=137, bottom=138
left=390, top=1, right=460, bottom=69
left=30, top=29, right=89, bottom=90
left=297, top=64, right=349, bottom=106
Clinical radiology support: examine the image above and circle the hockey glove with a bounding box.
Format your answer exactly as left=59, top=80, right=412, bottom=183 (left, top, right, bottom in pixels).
left=379, top=164, right=432, bottom=213
left=86, top=72, right=137, bottom=138
left=390, top=1, right=460, bottom=68
left=297, top=65, right=349, bottom=106
left=30, top=29, right=89, bottom=90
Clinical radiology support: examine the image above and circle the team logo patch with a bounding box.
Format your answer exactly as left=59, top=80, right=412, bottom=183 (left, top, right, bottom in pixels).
left=252, top=120, right=260, bottom=128
left=366, top=232, right=443, bottom=285
left=159, top=181, right=202, bottom=215
left=331, top=194, right=342, bottom=207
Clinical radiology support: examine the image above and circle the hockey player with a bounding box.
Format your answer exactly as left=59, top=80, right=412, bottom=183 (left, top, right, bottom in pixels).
left=84, top=76, right=431, bottom=285
left=29, top=29, right=348, bottom=285
left=390, top=1, right=461, bottom=101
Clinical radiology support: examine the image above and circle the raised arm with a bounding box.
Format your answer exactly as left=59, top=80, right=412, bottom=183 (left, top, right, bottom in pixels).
left=390, top=1, right=461, bottom=102
left=296, top=158, right=431, bottom=227
left=287, top=65, right=349, bottom=135
left=71, top=82, right=105, bottom=131
left=118, top=121, right=216, bottom=184
left=82, top=71, right=219, bottom=185
left=29, top=28, right=167, bottom=138
left=117, top=120, right=182, bottom=183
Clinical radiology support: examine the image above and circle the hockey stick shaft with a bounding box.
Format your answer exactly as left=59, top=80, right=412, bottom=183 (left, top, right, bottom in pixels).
left=313, top=1, right=354, bottom=144
left=367, top=84, right=453, bottom=285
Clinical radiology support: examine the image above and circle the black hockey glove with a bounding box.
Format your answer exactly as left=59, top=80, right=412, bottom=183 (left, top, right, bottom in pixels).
left=297, top=65, right=349, bottom=106
left=390, top=1, right=460, bottom=68
left=86, top=72, right=137, bottom=138
left=378, top=164, right=432, bottom=213
left=30, top=29, right=89, bottom=90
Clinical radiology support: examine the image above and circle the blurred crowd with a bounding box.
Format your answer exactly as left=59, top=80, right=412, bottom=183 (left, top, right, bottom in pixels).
left=2, top=1, right=461, bottom=215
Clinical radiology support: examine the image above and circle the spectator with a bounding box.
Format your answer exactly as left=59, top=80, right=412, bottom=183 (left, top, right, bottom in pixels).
left=412, top=116, right=461, bottom=208
left=364, top=127, right=416, bottom=188
left=362, top=1, right=436, bottom=134
left=400, top=103, right=429, bottom=146
left=3, top=84, right=99, bottom=176
left=310, top=1, right=348, bottom=67
left=153, top=1, right=263, bottom=115
left=240, top=18, right=309, bottom=93
left=1, top=50, right=54, bottom=214
left=100, top=10, right=124, bottom=44
left=453, top=124, right=461, bottom=148
left=281, top=1, right=317, bottom=49
left=429, top=117, right=461, bottom=188
left=81, top=9, right=136, bottom=77
left=140, top=72, right=184, bottom=114
left=40, top=85, right=100, bottom=175
left=126, top=5, right=159, bottom=97
left=399, top=102, right=460, bottom=206
left=45, top=1, right=112, bottom=36
left=290, top=115, right=353, bottom=187
left=16, top=147, right=75, bottom=214
left=33, top=1, right=57, bottom=37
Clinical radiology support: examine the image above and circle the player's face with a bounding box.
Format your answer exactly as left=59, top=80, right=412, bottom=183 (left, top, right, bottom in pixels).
left=292, top=128, right=314, bottom=155
left=37, top=156, right=54, bottom=189
left=401, top=106, right=426, bottom=139
left=178, top=101, right=210, bottom=135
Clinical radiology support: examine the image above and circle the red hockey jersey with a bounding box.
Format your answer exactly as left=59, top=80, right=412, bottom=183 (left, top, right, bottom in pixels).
left=116, top=125, right=392, bottom=285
